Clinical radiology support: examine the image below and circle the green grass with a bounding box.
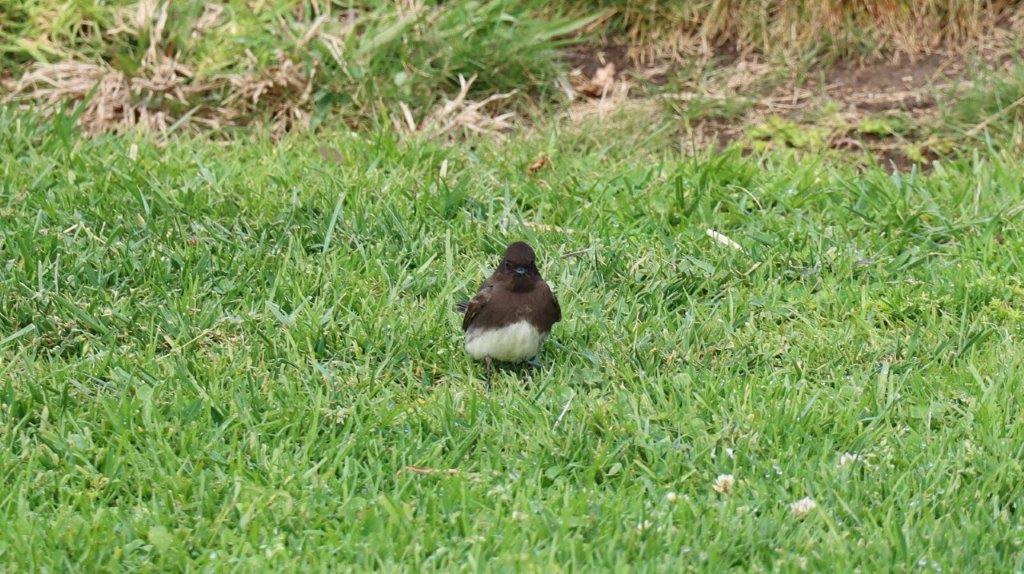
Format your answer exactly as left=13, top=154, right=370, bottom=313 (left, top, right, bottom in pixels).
left=3, top=106, right=1024, bottom=571
left=946, top=62, right=1024, bottom=146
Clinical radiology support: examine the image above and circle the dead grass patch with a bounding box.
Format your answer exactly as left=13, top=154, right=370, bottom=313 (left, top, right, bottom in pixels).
left=392, top=75, right=518, bottom=140
left=1, top=0, right=584, bottom=139
left=2, top=1, right=315, bottom=137
left=2, top=0, right=1021, bottom=149
left=576, top=0, right=1024, bottom=64
left=4, top=57, right=313, bottom=137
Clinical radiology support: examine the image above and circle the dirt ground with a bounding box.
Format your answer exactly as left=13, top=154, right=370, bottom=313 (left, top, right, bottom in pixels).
left=565, top=44, right=1023, bottom=170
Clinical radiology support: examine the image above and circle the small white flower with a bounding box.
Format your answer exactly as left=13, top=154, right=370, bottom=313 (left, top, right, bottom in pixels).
left=636, top=520, right=652, bottom=531
left=665, top=492, right=678, bottom=503
left=725, top=448, right=735, bottom=459
left=712, top=474, right=735, bottom=494
left=790, top=497, right=817, bottom=518
left=838, top=453, right=859, bottom=468
left=511, top=511, right=528, bottom=522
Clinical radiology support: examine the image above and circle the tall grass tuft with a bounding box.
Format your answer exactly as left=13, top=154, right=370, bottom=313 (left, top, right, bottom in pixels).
left=1, top=0, right=592, bottom=136
left=569, top=0, right=1024, bottom=61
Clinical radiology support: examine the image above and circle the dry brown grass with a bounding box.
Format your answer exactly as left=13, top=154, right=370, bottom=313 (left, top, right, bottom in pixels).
left=3, top=0, right=1022, bottom=140
left=1, top=0, right=586, bottom=139
left=393, top=75, right=519, bottom=140
left=2, top=1, right=314, bottom=137
left=3, top=58, right=312, bottom=137
left=583, top=0, right=1024, bottom=63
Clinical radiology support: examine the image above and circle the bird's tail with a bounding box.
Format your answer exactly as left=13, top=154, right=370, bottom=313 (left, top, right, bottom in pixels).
left=455, top=300, right=469, bottom=313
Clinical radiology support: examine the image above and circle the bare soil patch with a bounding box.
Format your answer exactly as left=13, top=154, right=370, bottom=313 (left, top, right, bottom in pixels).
left=827, top=53, right=958, bottom=112
left=565, top=41, right=1022, bottom=170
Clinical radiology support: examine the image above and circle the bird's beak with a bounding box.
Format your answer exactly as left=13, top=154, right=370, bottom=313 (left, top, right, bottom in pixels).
left=513, top=267, right=527, bottom=277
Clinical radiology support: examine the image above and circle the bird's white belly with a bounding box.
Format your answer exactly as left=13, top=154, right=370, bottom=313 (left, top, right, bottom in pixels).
left=465, top=321, right=546, bottom=362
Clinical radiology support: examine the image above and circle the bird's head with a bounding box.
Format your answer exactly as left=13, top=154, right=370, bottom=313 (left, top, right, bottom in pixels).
left=498, top=241, right=540, bottom=290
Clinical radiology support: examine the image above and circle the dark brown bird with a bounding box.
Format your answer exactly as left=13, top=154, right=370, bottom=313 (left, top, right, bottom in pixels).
left=457, top=242, right=560, bottom=375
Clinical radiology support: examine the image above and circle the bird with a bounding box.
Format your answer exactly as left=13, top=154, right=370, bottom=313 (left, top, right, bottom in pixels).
left=457, top=241, right=561, bottom=380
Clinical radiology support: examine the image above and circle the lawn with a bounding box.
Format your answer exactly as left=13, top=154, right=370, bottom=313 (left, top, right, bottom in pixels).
left=2, top=99, right=1024, bottom=571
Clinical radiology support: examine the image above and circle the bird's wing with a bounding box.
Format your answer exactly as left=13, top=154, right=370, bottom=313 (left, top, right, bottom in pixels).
left=550, top=285, right=561, bottom=323
left=455, top=300, right=469, bottom=313
left=461, top=280, right=494, bottom=331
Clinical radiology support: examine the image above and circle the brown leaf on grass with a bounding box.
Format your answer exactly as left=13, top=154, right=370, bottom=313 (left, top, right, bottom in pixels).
left=404, top=465, right=460, bottom=476
left=575, top=62, right=616, bottom=98
left=527, top=154, right=550, bottom=175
